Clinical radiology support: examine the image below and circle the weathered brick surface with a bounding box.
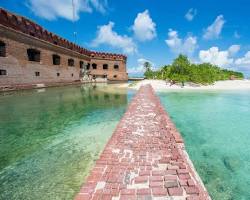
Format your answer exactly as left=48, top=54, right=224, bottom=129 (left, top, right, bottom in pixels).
left=75, top=85, right=211, bottom=200
left=0, top=8, right=128, bottom=88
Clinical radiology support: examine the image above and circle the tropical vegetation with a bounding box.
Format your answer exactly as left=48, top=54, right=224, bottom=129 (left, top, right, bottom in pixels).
left=144, top=54, right=244, bottom=85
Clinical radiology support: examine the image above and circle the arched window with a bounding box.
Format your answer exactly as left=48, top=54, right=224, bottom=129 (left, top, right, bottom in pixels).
left=92, top=63, right=97, bottom=69
left=103, top=64, right=108, bottom=70
left=79, top=61, right=84, bottom=69
left=0, top=41, right=6, bottom=57
left=27, top=49, right=40, bottom=62
left=68, top=58, right=74, bottom=66
left=86, top=63, right=90, bottom=70
left=114, top=65, right=119, bottom=70
left=52, top=54, right=60, bottom=65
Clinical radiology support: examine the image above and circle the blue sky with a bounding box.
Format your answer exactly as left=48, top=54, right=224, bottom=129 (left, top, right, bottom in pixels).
left=1, top=0, right=250, bottom=77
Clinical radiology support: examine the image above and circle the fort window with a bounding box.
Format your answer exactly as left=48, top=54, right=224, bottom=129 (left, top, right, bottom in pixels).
left=35, top=71, right=40, bottom=76
left=113, top=75, right=117, bottom=78
left=114, top=65, right=119, bottom=70
left=71, top=73, right=74, bottom=77
left=57, top=73, right=60, bottom=77
left=0, top=69, right=7, bottom=75
left=80, top=61, right=84, bottom=69
left=103, top=64, right=108, bottom=70
left=68, top=58, right=74, bottom=66
left=27, top=49, right=40, bottom=62
left=86, top=63, right=90, bottom=70
left=52, top=54, right=60, bottom=65
left=0, top=41, right=6, bottom=57
left=92, top=63, right=97, bottom=69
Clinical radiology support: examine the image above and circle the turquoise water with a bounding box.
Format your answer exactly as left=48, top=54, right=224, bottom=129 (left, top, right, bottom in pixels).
left=159, top=90, right=250, bottom=200
left=0, top=84, right=134, bottom=200
left=1, top=85, right=250, bottom=200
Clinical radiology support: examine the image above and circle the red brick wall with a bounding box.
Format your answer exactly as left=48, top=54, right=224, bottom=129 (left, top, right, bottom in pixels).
left=0, top=25, right=128, bottom=86
left=90, top=58, right=128, bottom=81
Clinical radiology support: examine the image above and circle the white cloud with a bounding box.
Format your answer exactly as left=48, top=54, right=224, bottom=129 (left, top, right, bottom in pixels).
left=203, top=15, right=225, bottom=40
left=132, top=10, right=157, bottom=41
left=228, top=45, right=240, bottom=56
left=199, top=46, right=237, bottom=67
left=27, top=0, right=108, bottom=21
left=128, top=58, right=155, bottom=74
left=199, top=47, right=230, bottom=66
left=185, top=8, right=197, bottom=21
left=165, top=29, right=197, bottom=55
left=199, top=46, right=250, bottom=75
left=235, top=51, right=250, bottom=66
left=91, top=22, right=137, bottom=54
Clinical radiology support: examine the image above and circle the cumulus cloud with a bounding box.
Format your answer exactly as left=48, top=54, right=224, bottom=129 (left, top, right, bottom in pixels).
left=199, top=47, right=233, bottom=66
left=228, top=45, right=241, bottom=56
left=203, top=15, right=225, bottom=40
left=185, top=8, right=197, bottom=21
left=165, top=29, right=197, bottom=56
left=132, top=10, right=157, bottom=41
left=91, top=22, right=137, bottom=54
left=128, top=58, right=155, bottom=74
left=199, top=46, right=250, bottom=76
left=199, top=45, right=241, bottom=67
left=27, top=0, right=108, bottom=21
left=235, top=51, right=250, bottom=66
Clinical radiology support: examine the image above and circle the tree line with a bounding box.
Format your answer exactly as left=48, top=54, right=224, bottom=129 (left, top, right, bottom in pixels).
left=144, top=54, right=244, bottom=85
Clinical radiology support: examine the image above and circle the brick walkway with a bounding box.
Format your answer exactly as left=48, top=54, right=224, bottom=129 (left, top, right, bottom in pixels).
left=75, top=85, right=210, bottom=200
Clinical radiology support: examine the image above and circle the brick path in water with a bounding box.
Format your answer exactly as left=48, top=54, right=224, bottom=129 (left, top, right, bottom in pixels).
left=75, top=85, right=210, bottom=200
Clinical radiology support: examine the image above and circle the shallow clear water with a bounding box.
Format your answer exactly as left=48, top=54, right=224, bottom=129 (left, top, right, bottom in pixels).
left=158, top=90, right=250, bottom=200
left=0, top=84, right=135, bottom=200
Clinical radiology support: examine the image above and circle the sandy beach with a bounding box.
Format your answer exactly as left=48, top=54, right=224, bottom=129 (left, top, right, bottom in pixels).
left=124, top=79, right=250, bottom=91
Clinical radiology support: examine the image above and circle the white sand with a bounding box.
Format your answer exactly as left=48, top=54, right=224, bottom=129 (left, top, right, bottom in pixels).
left=128, top=79, right=250, bottom=91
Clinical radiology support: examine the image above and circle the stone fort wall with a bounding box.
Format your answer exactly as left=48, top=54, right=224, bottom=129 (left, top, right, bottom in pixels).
left=0, top=8, right=128, bottom=89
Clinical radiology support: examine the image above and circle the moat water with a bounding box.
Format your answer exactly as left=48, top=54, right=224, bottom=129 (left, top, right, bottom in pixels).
left=159, top=90, right=250, bottom=200
left=0, top=85, right=250, bottom=200
left=0, top=84, right=135, bottom=200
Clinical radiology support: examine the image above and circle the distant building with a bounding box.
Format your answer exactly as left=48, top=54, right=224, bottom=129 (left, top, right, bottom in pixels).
left=0, top=8, right=128, bottom=90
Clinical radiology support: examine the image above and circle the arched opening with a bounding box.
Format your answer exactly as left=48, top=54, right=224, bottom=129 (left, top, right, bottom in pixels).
left=79, top=61, right=84, bottom=69
left=68, top=58, right=74, bottom=66
left=27, top=49, right=40, bottom=62
left=0, top=41, right=6, bottom=57
left=114, top=64, right=119, bottom=70
left=103, top=64, right=108, bottom=70
left=52, top=54, right=60, bottom=65
left=86, top=63, right=90, bottom=70
left=92, top=63, right=97, bottom=69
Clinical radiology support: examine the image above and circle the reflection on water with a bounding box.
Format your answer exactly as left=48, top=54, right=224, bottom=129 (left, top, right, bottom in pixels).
left=159, top=91, right=250, bottom=200
left=0, top=83, right=134, bottom=200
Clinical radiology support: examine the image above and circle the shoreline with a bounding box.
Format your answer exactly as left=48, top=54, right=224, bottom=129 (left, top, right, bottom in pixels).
left=124, top=79, right=250, bottom=91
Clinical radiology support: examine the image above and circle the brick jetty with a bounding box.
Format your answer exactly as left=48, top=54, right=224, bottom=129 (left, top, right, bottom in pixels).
left=75, top=85, right=210, bottom=200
